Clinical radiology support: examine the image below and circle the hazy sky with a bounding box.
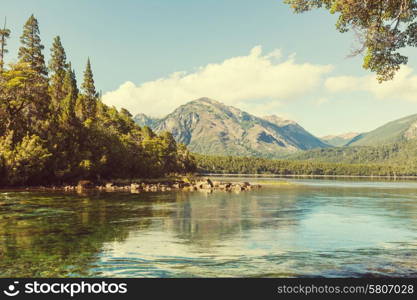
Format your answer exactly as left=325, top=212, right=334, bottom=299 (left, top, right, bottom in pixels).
left=3, top=0, right=417, bottom=136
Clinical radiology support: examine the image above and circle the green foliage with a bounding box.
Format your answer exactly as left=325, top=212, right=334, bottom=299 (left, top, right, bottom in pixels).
left=49, top=36, right=68, bottom=109
left=0, top=62, right=50, bottom=142
left=81, top=59, right=96, bottom=99
left=18, top=14, right=48, bottom=77
left=0, top=133, right=51, bottom=185
left=288, top=139, right=417, bottom=168
left=0, top=15, right=196, bottom=186
left=195, top=153, right=413, bottom=177
left=285, top=0, right=417, bottom=81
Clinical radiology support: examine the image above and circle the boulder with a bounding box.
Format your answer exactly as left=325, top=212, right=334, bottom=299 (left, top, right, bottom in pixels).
left=77, top=180, right=93, bottom=189
left=196, top=178, right=214, bottom=188
left=233, top=184, right=244, bottom=191
left=131, top=183, right=140, bottom=190
left=172, top=183, right=180, bottom=189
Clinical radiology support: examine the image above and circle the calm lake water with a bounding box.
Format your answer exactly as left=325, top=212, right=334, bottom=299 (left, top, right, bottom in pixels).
left=1, top=178, right=417, bottom=277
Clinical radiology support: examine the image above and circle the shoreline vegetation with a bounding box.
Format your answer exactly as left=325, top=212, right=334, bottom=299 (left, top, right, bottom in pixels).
left=0, top=177, right=261, bottom=193
left=194, top=154, right=417, bottom=178
left=203, top=173, right=417, bottom=179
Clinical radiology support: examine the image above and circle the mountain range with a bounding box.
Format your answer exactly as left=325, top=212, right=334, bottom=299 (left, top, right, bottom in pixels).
left=288, top=113, right=417, bottom=164
left=134, top=97, right=328, bottom=157
left=320, top=132, right=360, bottom=147
left=346, top=113, right=417, bottom=146
left=134, top=97, right=417, bottom=161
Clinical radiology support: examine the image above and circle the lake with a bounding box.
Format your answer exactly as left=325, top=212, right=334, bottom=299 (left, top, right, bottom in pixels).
left=0, top=178, right=416, bottom=277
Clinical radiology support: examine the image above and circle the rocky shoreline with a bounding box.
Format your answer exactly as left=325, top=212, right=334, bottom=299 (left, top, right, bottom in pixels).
left=58, top=178, right=261, bottom=193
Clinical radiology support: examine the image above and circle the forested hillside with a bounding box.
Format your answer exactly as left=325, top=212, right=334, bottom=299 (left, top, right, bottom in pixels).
left=195, top=154, right=414, bottom=177
left=286, top=139, right=417, bottom=165
left=0, top=15, right=195, bottom=186
left=346, top=114, right=417, bottom=146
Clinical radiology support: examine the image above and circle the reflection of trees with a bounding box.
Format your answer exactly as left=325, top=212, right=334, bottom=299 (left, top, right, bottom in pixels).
left=158, top=189, right=308, bottom=248
left=3, top=183, right=414, bottom=278
left=0, top=192, right=156, bottom=277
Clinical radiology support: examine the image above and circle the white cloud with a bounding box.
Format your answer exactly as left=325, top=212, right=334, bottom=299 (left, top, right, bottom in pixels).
left=102, top=46, right=333, bottom=116
left=325, top=66, right=417, bottom=102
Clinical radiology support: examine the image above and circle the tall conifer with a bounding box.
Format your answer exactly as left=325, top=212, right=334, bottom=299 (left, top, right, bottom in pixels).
left=79, top=58, right=97, bottom=120
left=17, top=15, right=49, bottom=137
left=81, top=58, right=96, bottom=98
left=0, top=17, right=11, bottom=73
left=61, top=63, right=78, bottom=124
left=49, top=36, right=68, bottom=108
left=18, top=15, right=48, bottom=76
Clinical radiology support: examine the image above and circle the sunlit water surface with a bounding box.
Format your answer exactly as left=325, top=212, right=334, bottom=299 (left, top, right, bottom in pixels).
left=1, top=178, right=416, bottom=277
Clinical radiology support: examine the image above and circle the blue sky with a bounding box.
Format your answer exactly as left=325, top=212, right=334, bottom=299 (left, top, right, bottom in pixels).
left=3, top=0, right=417, bottom=136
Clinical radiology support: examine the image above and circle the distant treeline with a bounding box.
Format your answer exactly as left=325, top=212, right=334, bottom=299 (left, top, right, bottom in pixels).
left=195, top=154, right=415, bottom=177
left=286, top=139, right=417, bottom=165
left=0, top=15, right=196, bottom=186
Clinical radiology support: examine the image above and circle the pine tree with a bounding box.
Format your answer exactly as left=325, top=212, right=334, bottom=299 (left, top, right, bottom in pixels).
left=17, top=15, right=49, bottom=138
left=63, top=63, right=79, bottom=98
left=0, top=17, right=11, bottom=73
left=79, top=58, right=97, bottom=121
left=49, top=36, right=68, bottom=109
left=18, top=15, right=48, bottom=76
left=61, top=63, right=78, bottom=125
left=81, top=58, right=96, bottom=98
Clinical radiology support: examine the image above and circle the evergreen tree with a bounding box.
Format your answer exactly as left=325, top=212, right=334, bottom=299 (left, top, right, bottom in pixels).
left=17, top=15, right=49, bottom=138
left=49, top=36, right=68, bottom=109
left=61, top=63, right=78, bottom=125
left=77, top=58, right=97, bottom=121
left=81, top=58, right=96, bottom=98
left=0, top=17, right=11, bottom=73
left=18, top=15, right=48, bottom=76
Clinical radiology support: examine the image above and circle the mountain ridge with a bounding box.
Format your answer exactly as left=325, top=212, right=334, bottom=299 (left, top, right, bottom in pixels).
left=321, top=132, right=360, bottom=147
left=134, top=97, right=328, bottom=157
left=347, top=113, right=417, bottom=146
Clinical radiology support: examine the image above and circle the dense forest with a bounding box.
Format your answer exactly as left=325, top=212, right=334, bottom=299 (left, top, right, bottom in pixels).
left=195, top=154, right=414, bottom=177
left=286, top=139, right=417, bottom=165
left=0, top=15, right=196, bottom=186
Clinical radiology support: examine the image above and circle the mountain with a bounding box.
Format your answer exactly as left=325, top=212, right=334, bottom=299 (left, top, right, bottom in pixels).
left=134, top=97, right=328, bottom=157
left=133, top=113, right=159, bottom=128
left=347, top=113, right=417, bottom=146
left=263, top=115, right=332, bottom=150
left=288, top=113, right=417, bottom=164
left=321, top=132, right=360, bottom=147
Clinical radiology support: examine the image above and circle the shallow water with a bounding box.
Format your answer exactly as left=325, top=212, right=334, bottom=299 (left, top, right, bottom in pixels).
left=0, top=178, right=416, bottom=277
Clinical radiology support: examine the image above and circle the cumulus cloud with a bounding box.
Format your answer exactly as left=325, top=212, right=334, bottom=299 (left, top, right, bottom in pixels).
left=325, top=66, right=417, bottom=102
left=102, top=46, right=333, bottom=116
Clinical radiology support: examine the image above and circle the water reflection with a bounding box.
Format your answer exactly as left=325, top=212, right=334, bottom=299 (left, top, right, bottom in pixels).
left=1, top=179, right=417, bottom=277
